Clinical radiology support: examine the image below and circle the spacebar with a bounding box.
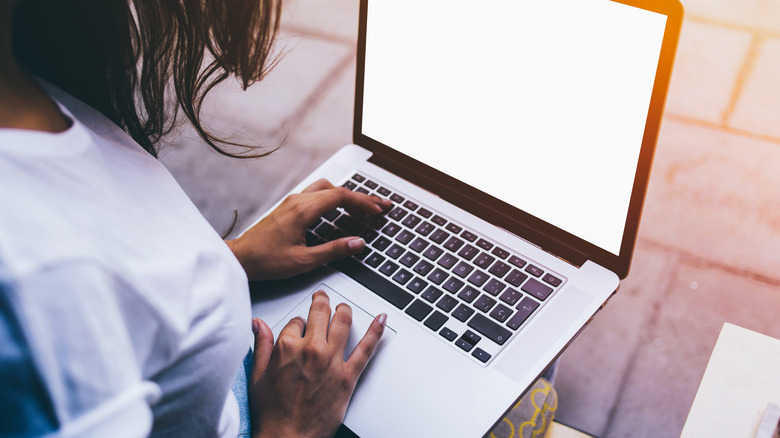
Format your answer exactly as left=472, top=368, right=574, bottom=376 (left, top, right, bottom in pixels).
left=330, top=258, right=415, bottom=310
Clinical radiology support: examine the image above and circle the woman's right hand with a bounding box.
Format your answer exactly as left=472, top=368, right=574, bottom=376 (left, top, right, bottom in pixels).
left=249, top=291, right=387, bottom=438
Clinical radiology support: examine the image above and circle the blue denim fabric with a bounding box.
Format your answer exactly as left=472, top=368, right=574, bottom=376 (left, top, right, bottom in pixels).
left=0, top=282, right=59, bottom=436
left=231, top=348, right=254, bottom=437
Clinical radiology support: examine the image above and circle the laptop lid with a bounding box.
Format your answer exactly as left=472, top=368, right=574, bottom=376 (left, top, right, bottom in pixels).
left=353, top=0, right=682, bottom=279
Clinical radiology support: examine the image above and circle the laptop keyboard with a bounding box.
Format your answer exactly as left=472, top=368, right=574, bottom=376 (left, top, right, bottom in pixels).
left=307, top=173, right=566, bottom=365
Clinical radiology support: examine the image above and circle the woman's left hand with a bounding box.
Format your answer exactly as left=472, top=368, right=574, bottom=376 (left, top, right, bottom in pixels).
left=226, top=179, right=392, bottom=281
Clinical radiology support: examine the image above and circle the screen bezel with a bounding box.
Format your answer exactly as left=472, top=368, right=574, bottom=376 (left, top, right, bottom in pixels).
left=353, top=0, right=683, bottom=279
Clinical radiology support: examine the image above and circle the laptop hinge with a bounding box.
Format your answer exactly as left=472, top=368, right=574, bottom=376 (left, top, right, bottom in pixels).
left=369, top=153, right=588, bottom=269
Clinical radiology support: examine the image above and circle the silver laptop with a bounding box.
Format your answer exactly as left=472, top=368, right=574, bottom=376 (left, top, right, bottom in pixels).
left=247, top=0, right=682, bottom=436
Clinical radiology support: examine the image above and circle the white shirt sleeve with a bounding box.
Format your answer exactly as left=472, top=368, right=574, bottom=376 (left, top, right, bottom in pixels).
left=9, top=261, right=163, bottom=437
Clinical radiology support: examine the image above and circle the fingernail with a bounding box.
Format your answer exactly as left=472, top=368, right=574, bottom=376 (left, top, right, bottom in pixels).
left=348, top=237, right=365, bottom=252
left=376, top=313, right=387, bottom=327
left=252, top=318, right=260, bottom=335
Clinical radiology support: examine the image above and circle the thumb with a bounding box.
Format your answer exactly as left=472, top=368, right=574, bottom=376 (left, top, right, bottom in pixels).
left=250, top=318, right=274, bottom=387
left=305, top=236, right=366, bottom=266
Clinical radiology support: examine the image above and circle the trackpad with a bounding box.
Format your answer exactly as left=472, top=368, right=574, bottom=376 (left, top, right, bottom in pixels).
left=270, top=284, right=397, bottom=361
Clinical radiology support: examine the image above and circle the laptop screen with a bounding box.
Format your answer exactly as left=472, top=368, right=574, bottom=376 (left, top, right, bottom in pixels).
left=360, top=0, right=669, bottom=256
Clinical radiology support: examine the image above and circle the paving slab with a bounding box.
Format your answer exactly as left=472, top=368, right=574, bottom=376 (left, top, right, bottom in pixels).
left=680, top=0, right=780, bottom=34
left=281, top=0, right=360, bottom=42
left=555, top=242, right=679, bottom=437
left=728, top=36, right=780, bottom=139
left=604, top=262, right=780, bottom=437
left=640, top=118, right=780, bottom=282
left=664, top=20, right=753, bottom=125
left=160, top=35, right=352, bottom=233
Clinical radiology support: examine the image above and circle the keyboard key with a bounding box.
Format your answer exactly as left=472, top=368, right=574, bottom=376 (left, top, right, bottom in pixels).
left=382, top=223, right=402, bottom=237
left=372, top=236, right=392, bottom=251
left=417, top=208, right=433, bottom=218
left=452, top=304, right=475, bottom=322
left=323, top=209, right=340, bottom=222
left=458, top=244, right=479, bottom=261
left=452, top=261, right=474, bottom=278
left=379, top=260, right=399, bottom=276
left=468, top=313, right=512, bottom=345
left=427, top=268, right=447, bottom=285
left=405, top=300, right=433, bottom=321
left=360, top=228, right=379, bottom=244
left=423, top=246, right=444, bottom=261
left=491, top=247, right=510, bottom=259
left=430, top=229, right=450, bottom=245
left=395, top=229, right=415, bottom=245
left=335, top=215, right=364, bottom=235
left=490, top=304, right=513, bottom=322
left=354, top=246, right=372, bottom=261
left=409, top=237, right=429, bottom=253
left=522, top=278, right=554, bottom=301
left=422, top=286, right=444, bottom=303
left=499, top=288, right=523, bottom=306
left=508, top=297, right=540, bottom=330
left=436, top=295, right=458, bottom=312
left=483, top=279, right=505, bottom=296
left=356, top=187, right=369, bottom=194
left=392, top=269, right=413, bottom=285
left=474, top=253, right=495, bottom=269
left=402, top=214, right=422, bottom=229
left=472, top=348, right=491, bottom=363
left=369, top=216, right=388, bottom=229
left=415, top=222, right=435, bottom=236
left=424, top=311, right=448, bottom=331
left=442, top=277, right=464, bottom=294
left=506, top=269, right=529, bottom=287
left=399, top=252, right=420, bottom=268
left=314, top=222, right=335, bottom=238
left=437, top=253, right=459, bottom=269
left=351, top=174, right=366, bottom=183
left=543, top=273, right=562, bottom=287
left=431, top=215, right=447, bottom=226
left=457, top=285, right=480, bottom=303
left=330, top=258, right=413, bottom=310
left=342, top=180, right=357, bottom=190
left=488, top=261, right=511, bottom=278
left=388, top=207, right=407, bottom=221
left=476, top=238, right=494, bottom=251
left=445, top=223, right=463, bottom=234
left=406, top=277, right=428, bottom=294
left=440, top=327, right=458, bottom=342
left=403, top=200, right=419, bottom=211
left=365, top=253, right=385, bottom=268
left=525, top=264, right=544, bottom=277
left=377, top=186, right=392, bottom=197
left=509, top=255, right=527, bottom=268
left=443, top=236, right=465, bottom=252
left=463, top=330, right=482, bottom=345
left=461, top=230, right=478, bottom=242
left=385, top=244, right=404, bottom=259
left=467, top=270, right=489, bottom=287
left=305, top=231, right=320, bottom=246
left=474, top=295, right=497, bottom=312
left=390, top=193, right=405, bottom=203
left=455, top=338, right=474, bottom=352
left=413, top=260, right=434, bottom=276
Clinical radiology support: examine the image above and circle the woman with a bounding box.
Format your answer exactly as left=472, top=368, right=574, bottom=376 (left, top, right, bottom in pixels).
left=0, top=0, right=391, bottom=436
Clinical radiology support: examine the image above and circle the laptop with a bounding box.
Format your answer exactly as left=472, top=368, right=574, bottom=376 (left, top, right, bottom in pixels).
left=247, top=0, right=682, bottom=436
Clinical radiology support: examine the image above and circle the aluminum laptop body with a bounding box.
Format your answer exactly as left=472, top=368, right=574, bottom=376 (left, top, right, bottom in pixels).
left=248, top=0, right=682, bottom=436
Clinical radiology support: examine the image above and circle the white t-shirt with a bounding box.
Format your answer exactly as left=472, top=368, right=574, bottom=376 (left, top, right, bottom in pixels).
left=0, top=83, right=251, bottom=437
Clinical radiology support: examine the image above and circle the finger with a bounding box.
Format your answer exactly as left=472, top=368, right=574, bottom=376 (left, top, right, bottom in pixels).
left=277, top=315, right=306, bottom=342
left=250, top=318, right=274, bottom=387
left=346, top=313, right=387, bottom=376
left=327, top=303, right=353, bottom=354
left=299, top=236, right=365, bottom=268
left=302, top=178, right=336, bottom=193
left=305, top=291, right=332, bottom=341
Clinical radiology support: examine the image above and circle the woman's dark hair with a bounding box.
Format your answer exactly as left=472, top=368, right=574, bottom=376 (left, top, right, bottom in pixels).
left=12, top=0, right=281, bottom=158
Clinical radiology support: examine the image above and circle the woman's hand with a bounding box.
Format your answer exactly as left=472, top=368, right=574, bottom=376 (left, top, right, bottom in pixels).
left=226, top=179, right=392, bottom=281
left=250, top=291, right=387, bottom=438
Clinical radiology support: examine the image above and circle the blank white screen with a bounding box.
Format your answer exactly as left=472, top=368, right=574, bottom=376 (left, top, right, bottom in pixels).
left=361, top=0, right=667, bottom=255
